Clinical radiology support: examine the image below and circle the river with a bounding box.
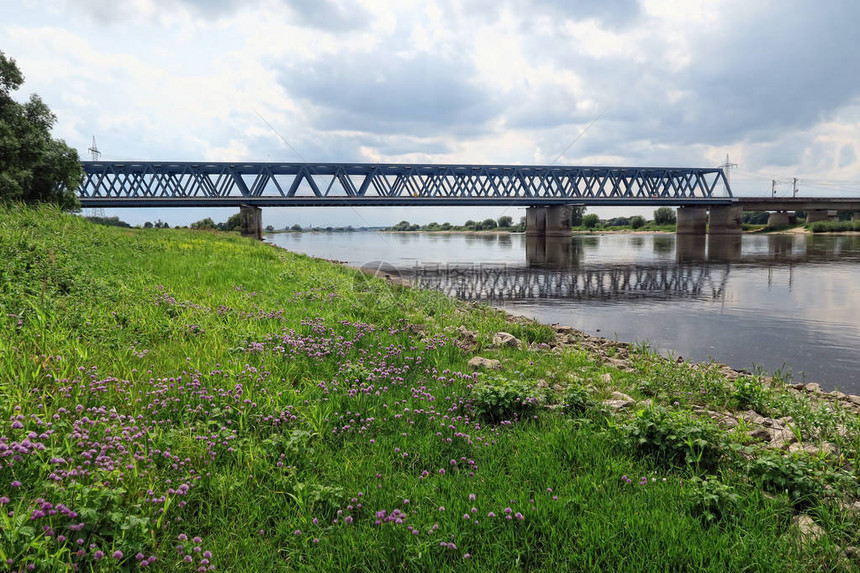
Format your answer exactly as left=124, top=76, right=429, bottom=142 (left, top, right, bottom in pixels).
left=265, top=231, right=860, bottom=394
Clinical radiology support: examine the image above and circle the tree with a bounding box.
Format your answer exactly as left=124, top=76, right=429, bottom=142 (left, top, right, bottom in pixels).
left=392, top=220, right=411, bottom=231
left=290, top=224, right=302, bottom=232
left=479, top=218, right=497, bottom=230
left=464, top=219, right=477, bottom=230
left=570, top=206, right=585, bottom=227
left=265, top=224, right=274, bottom=232
left=0, top=52, right=82, bottom=210
left=630, top=215, right=645, bottom=229
left=497, top=215, right=513, bottom=228
left=653, top=207, right=677, bottom=226
left=223, top=212, right=242, bottom=232
left=583, top=214, right=600, bottom=229
left=190, top=217, right=216, bottom=230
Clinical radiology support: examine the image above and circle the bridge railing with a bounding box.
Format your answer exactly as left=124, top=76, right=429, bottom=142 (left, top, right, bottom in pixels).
left=77, top=162, right=733, bottom=207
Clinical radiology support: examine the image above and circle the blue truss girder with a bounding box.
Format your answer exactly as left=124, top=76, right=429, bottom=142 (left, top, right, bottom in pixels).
left=77, top=162, right=734, bottom=207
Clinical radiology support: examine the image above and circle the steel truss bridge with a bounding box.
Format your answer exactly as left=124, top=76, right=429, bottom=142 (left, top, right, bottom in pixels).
left=77, top=161, right=733, bottom=207
left=406, top=263, right=730, bottom=303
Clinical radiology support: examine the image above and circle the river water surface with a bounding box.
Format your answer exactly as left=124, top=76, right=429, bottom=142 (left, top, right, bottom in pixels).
left=266, top=231, right=860, bottom=394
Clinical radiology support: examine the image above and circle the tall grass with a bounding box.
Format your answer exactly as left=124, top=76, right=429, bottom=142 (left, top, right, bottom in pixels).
left=0, top=205, right=856, bottom=571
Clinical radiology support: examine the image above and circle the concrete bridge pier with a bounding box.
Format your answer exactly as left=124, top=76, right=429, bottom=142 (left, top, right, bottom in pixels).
left=766, top=212, right=791, bottom=227
left=240, top=205, right=263, bottom=240
left=805, top=210, right=837, bottom=223
left=676, top=207, right=708, bottom=235
left=708, top=206, right=743, bottom=235
left=526, top=206, right=573, bottom=237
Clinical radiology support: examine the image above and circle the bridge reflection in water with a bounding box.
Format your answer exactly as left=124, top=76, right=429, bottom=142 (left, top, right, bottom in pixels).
left=404, top=234, right=849, bottom=303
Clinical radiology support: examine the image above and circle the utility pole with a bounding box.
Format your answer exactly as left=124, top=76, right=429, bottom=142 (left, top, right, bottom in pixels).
left=720, top=154, right=738, bottom=192
left=772, top=179, right=776, bottom=198
left=88, top=136, right=101, bottom=161
left=793, top=177, right=798, bottom=197
left=86, top=137, right=104, bottom=217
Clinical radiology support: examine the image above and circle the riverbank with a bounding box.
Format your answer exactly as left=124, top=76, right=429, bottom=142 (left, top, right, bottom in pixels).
left=2, top=205, right=859, bottom=570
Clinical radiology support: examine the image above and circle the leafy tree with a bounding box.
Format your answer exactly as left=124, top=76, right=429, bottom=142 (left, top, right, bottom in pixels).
left=653, top=207, right=677, bottom=226
left=479, top=218, right=497, bottom=230
left=583, top=214, right=600, bottom=229
left=497, top=215, right=513, bottom=228
left=464, top=219, right=477, bottom=230
left=392, top=220, right=411, bottom=231
left=190, top=217, right=217, bottom=230
left=222, top=212, right=242, bottom=232
left=743, top=211, right=770, bottom=225
left=630, top=215, right=645, bottom=229
left=85, top=215, right=130, bottom=228
left=143, top=221, right=153, bottom=229
left=0, top=52, right=82, bottom=209
left=265, top=224, right=274, bottom=232
left=607, top=217, right=629, bottom=227
left=569, top=206, right=585, bottom=227
left=290, top=224, right=302, bottom=231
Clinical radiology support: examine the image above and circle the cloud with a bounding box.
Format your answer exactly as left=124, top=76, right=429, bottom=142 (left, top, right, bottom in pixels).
left=278, top=51, right=500, bottom=136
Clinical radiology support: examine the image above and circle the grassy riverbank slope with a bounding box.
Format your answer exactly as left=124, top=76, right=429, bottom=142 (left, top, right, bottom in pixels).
left=2, top=206, right=859, bottom=571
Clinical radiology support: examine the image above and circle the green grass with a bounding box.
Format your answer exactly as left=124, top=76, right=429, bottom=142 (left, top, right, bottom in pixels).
left=1, top=205, right=858, bottom=571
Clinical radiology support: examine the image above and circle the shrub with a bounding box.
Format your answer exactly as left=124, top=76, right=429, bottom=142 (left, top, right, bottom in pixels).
left=471, top=377, right=539, bottom=423
left=653, top=207, right=676, bottom=226
left=749, top=452, right=825, bottom=508
left=683, top=476, right=740, bottom=526
left=732, top=376, right=771, bottom=412
left=562, top=385, right=595, bottom=417
left=582, top=214, right=600, bottom=229
left=630, top=216, right=645, bottom=229
left=625, top=407, right=724, bottom=471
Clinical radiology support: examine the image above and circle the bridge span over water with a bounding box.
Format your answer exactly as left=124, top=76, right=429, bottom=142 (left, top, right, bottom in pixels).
left=77, top=161, right=733, bottom=207
left=76, top=161, right=859, bottom=239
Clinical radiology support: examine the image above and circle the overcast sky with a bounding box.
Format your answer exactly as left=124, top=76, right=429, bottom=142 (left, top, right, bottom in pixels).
left=3, top=0, right=860, bottom=227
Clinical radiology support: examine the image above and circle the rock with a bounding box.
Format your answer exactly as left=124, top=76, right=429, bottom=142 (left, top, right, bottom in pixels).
left=832, top=500, right=860, bottom=519
left=790, top=383, right=806, bottom=391
left=740, top=410, right=766, bottom=426
left=610, top=391, right=634, bottom=402
left=843, top=546, right=860, bottom=561
left=848, top=395, right=860, bottom=406
left=792, top=514, right=825, bottom=543
left=803, top=382, right=823, bottom=393
left=606, top=357, right=632, bottom=371
left=600, top=373, right=612, bottom=384
left=603, top=399, right=634, bottom=411
left=554, top=325, right=576, bottom=335
left=492, top=332, right=521, bottom=348
left=747, top=428, right=772, bottom=442
left=468, top=357, right=501, bottom=371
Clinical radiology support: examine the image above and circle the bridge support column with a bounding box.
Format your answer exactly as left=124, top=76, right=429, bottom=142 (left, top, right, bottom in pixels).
left=676, top=207, right=707, bottom=235
left=240, top=205, right=263, bottom=240
left=766, top=212, right=791, bottom=227
left=545, top=205, right=573, bottom=237
left=708, top=206, right=743, bottom=235
left=525, top=207, right=545, bottom=236
left=526, top=206, right=573, bottom=237
left=805, top=210, right=836, bottom=223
